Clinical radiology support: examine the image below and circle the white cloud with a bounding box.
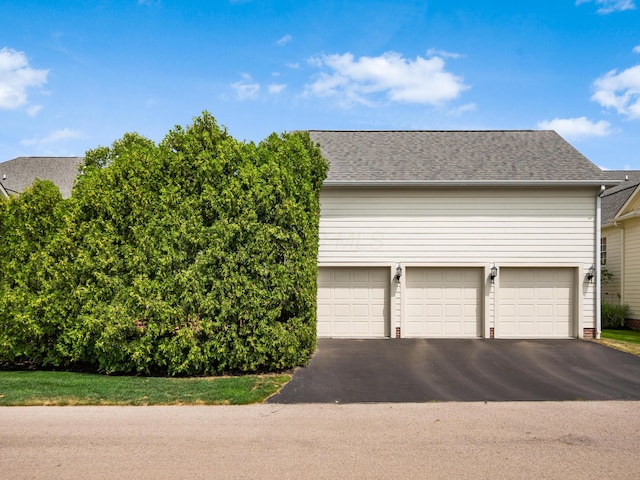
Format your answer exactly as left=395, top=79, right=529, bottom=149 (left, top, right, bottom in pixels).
left=537, top=117, right=612, bottom=139
left=448, top=103, right=477, bottom=116
left=304, top=51, right=468, bottom=107
left=576, top=0, right=636, bottom=14
left=20, top=128, right=83, bottom=146
left=591, top=64, right=640, bottom=119
left=426, top=48, right=464, bottom=59
left=633, top=45, right=640, bottom=53
left=268, top=83, right=286, bottom=94
left=26, top=104, right=43, bottom=117
left=276, top=34, right=292, bottom=46
left=0, top=47, right=48, bottom=110
left=286, top=62, right=300, bottom=69
left=230, top=74, right=260, bottom=100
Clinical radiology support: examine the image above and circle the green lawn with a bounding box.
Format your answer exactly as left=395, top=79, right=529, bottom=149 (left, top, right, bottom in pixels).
left=599, top=329, right=640, bottom=356
left=0, top=370, right=290, bottom=406
left=602, top=329, right=640, bottom=344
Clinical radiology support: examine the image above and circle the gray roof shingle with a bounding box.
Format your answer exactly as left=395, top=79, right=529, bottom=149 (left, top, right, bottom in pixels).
left=308, top=130, right=612, bottom=185
left=0, top=156, right=84, bottom=199
left=601, top=170, right=640, bottom=226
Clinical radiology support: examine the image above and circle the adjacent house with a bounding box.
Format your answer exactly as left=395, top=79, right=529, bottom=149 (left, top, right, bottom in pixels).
left=0, top=156, right=84, bottom=199
left=309, top=130, right=614, bottom=340
left=600, top=170, right=640, bottom=329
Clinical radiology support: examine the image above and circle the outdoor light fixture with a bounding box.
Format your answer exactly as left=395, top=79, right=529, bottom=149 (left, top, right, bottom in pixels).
left=587, top=265, right=596, bottom=282
left=395, top=264, right=402, bottom=281
left=490, top=265, right=498, bottom=283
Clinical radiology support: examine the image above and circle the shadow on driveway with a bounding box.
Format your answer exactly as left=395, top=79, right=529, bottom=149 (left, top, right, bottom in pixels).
left=267, top=339, right=640, bottom=403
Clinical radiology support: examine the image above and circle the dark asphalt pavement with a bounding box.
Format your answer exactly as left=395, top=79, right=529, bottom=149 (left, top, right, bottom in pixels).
left=267, top=339, right=640, bottom=403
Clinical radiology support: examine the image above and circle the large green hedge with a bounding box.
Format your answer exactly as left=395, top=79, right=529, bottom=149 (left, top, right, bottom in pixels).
left=0, top=113, right=328, bottom=375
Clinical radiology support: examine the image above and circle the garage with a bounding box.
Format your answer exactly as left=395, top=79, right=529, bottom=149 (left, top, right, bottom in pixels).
left=496, top=268, right=575, bottom=338
left=404, top=267, right=482, bottom=338
left=317, top=267, right=390, bottom=338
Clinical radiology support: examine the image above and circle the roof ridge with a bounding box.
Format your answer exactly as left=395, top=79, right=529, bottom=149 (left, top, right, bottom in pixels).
left=307, top=129, right=542, bottom=133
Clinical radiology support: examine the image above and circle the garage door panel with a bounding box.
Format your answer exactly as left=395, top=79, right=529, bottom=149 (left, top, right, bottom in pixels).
left=352, top=304, right=370, bottom=317
left=333, top=270, right=351, bottom=282
left=333, top=304, right=350, bottom=316
left=333, top=322, right=350, bottom=335
left=352, top=288, right=370, bottom=300
left=518, top=322, right=535, bottom=335
left=463, top=304, right=478, bottom=317
left=537, top=304, right=553, bottom=317
left=317, top=267, right=389, bottom=338
left=497, top=268, right=574, bottom=338
left=425, top=322, right=443, bottom=335
left=537, top=288, right=554, bottom=300
left=518, top=304, right=535, bottom=317
left=333, top=288, right=350, bottom=300
left=405, top=268, right=482, bottom=338
left=444, top=324, right=460, bottom=335
left=537, top=322, right=554, bottom=335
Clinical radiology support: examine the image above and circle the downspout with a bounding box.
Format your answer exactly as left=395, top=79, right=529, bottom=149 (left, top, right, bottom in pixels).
left=621, top=225, right=625, bottom=306
left=596, top=186, right=605, bottom=339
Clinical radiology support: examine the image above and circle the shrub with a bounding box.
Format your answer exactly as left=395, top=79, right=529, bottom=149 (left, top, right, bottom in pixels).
left=0, top=180, right=65, bottom=364
left=601, top=302, right=630, bottom=329
left=1, top=113, right=328, bottom=375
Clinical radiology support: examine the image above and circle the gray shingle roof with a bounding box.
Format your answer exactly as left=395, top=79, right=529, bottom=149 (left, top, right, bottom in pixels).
left=0, top=157, right=84, bottom=199
left=308, top=130, right=612, bottom=185
left=601, top=170, right=640, bottom=225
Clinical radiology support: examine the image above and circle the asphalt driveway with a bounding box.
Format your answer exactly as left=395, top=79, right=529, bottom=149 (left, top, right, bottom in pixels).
left=267, top=339, right=640, bottom=403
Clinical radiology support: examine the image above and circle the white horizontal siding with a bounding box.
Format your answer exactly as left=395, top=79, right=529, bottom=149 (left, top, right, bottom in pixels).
left=624, top=218, right=640, bottom=319
left=602, top=227, right=622, bottom=305
left=319, top=187, right=597, bottom=265
left=319, top=187, right=598, bottom=335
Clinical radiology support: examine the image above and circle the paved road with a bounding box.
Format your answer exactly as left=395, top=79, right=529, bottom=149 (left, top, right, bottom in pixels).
left=2, top=402, right=640, bottom=479
left=269, top=339, right=640, bottom=403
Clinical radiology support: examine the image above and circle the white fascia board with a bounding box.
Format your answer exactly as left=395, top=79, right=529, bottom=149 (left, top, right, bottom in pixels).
left=613, top=211, right=640, bottom=222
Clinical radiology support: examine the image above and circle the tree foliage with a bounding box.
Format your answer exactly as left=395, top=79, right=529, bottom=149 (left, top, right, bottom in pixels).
left=0, top=113, right=328, bottom=375
left=0, top=180, right=64, bottom=364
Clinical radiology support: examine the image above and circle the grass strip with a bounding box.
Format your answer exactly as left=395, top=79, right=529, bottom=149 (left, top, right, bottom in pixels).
left=602, top=329, right=640, bottom=345
left=598, top=329, right=640, bottom=356
left=0, top=371, right=290, bottom=406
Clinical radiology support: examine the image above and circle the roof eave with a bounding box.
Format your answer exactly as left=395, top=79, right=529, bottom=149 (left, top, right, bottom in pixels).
left=322, top=180, right=618, bottom=188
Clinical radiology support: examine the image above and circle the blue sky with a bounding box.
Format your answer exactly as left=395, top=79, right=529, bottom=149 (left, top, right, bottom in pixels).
left=1, top=0, right=639, bottom=170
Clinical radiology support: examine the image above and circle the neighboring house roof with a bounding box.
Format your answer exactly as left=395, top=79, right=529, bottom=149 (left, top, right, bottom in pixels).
left=600, top=170, right=640, bottom=226
left=308, top=130, right=614, bottom=186
left=0, top=156, right=84, bottom=199
left=0, top=181, right=8, bottom=199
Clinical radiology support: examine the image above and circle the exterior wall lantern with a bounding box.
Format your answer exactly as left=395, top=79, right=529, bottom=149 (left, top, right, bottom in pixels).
left=490, top=265, right=498, bottom=283
left=395, top=264, right=402, bottom=281
left=587, top=265, right=596, bottom=282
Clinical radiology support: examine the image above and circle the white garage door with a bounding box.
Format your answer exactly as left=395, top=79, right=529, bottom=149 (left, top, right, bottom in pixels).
left=497, top=268, right=574, bottom=338
left=317, top=267, right=389, bottom=338
left=405, top=268, right=482, bottom=338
